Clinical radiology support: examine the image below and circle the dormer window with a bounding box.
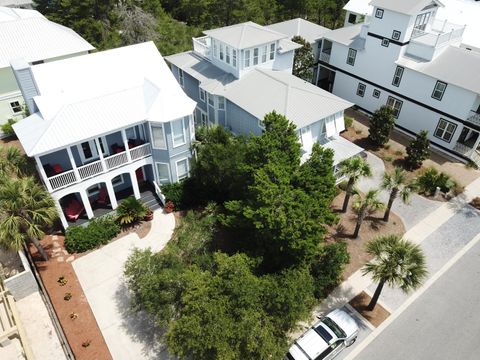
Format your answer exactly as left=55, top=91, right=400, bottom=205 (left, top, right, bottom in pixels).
left=233, top=49, right=237, bottom=67
left=213, top=41, right=218, bottom=58
left=253, top=48, right=259, bottom=65
left=245, top=49, right=251, bottom=68
left=375, top=8, right=384, bottom=19
left=270, top=43, right=275, bottom=60
left=262, top=45, right=268, bottom=63
left=226, top=46, right=231, bottom=64
left=220, top=44, right=224, bottom=61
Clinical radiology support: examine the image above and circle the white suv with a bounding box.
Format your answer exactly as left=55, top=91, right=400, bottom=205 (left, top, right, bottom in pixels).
left=285, top=309, right=359, bottom=360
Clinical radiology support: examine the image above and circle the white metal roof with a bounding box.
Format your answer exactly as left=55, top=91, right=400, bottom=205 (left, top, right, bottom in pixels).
left=0, top=6, right=94, bottom=68
left=324, top=24, right=365, bottom=48
left=277, top=38, right=302, bottom=54
left=344, top=0, right=373, bottom=15
left=397, top=45, right=480, bottom=94
left=203, top=21, right=287, bottom=49
left=13, top=42, right=196, bottom=156
left=0, top=0, right=33, bottom=7
left=266, top=18, right=331, bottom=44
left=369, top=0, right=444, bottom=15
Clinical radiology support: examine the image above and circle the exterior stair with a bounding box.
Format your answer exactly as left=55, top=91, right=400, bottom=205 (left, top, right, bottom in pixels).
left=139, top=183, right=163, bottom=211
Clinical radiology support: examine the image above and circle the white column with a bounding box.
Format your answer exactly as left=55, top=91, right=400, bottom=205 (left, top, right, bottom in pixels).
left=94, top=138, right=106, bottom=172
left=105, top=180, right=118, bottom=209
left=53, top=198, right=68, bottom=229
left=34, top=156, right=52, bottom=192
left=79, top=189, right=94, bottom=219
left=66, top=146, right=80, bottom=181
left=130, top=170, right=141, bottom=199
left=121, top=129, right=132, bottom=162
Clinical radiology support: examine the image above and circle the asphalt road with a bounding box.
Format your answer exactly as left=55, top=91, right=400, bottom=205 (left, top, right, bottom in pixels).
left=354, top=238, right=480, bottom=360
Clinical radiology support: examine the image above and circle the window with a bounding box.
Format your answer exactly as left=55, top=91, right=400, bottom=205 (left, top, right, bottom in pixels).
left=155, top=163, right=171, bottom=185
left=220, top=44, right=224, bottom=60
left=32, top=60, right=44, bottom=65
left=386, top=96, right=403, bottom=118
left=200, top=110, right=208, bottom=126
left=172, top=118, right=186, bottom=147
left=392, top=66, right=404, bottom=87
left=178, top=68, right=184, bottom=87
left=382, top=38, right=390, bottom=47
left=262, top=45, right=267, bottom=63
left=208, top=93, right=214, bottom=107
left=270, top=43, right=275, bottom=60
left=81, top=141, right=94, bottom=159
left=346, top=48, right=357, bottom=66
left=434, top=119, right=456, bottom=142
left=199, top=88, right=206, bottom=102
left=218, top=96, right=225, bottom=110
left=414, top=12, right=431, bottom=31
left=432, top=81, right=447, bottom=101
left=253, top=48, right=259, bottom=65
left=373, top=89, right=381, bottom=98
left=10, top=101, right=22, bottom=114
left=112, top=174, right=124, bottom=186
left=151, top=124, right=167, bottom=149
left=375, top=8, right=384, bottom=18
left=233, top=49, right=237, bottom=67
left=176, top=158, right=189, bottom=180
left=392, top=30, right=401, bottom=40
left=244, top=49, right=250, bottom=67
left=348, top=13, right=357, bottom=24
left=356, top=83, right=366, bottom=97
left=226, top=46, right=230, bottom=64
left=213, top=41, right=218, bottom=58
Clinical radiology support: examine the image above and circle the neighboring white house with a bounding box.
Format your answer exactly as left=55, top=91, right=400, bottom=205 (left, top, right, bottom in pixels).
left=317, top=0, right=480, bottom=165
left=0, top=0, right=33, bottom=8
left=12, top=42, right=196, bottom=228
left=166, top=21, right=363, bottom=170
left=0, top=6, right=94, bottom=136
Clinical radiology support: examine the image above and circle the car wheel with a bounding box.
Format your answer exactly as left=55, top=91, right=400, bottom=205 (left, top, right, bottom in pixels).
left=346, top=337, right=357, bottom=347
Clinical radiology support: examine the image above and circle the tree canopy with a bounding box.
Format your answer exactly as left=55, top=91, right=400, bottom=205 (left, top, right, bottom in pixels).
left=292, top=35, right=315, bottom=82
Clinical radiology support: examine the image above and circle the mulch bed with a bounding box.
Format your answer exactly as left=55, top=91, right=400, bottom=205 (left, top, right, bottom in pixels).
left=30, top=235, right=113, bottom=360
left=349, top=291, right=390, bottom=328
left=327, top=192, right=406, bottom=280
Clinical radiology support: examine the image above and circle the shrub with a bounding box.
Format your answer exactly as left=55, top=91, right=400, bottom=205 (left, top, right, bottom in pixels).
left=406, top=130, right=430, bottom=168
left=1, top=119, right=17, bottom=137
left=470, top=197, right=480, bottom=210
left=161, top=182, right=187, bottom=209
left=65, top=216, right=120, bottom=253
left=344, top=116, right=353, bottom=129
left=368, top=106, right=395, bottom=146
left=415, top=167, right=456, bottom=196
left=116, top=196, right=147, bottom=226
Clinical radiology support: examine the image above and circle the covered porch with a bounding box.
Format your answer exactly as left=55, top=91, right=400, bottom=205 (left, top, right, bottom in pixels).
left=453, top=126, right=480, bottom=166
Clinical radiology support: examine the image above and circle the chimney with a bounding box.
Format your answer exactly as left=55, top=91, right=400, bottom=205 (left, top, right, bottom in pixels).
left=10, top=58, right=40, bottom=114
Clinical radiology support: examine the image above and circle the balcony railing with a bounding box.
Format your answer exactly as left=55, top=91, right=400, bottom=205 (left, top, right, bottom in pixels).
left=411, top=19, right=465, bottom=47
left=46, top=143, right=152, bottom=191
left=467, top=111, right=480, bottom=127
left=193, top=36, right=211, bottom=58
left=319, top=52, right=331, bottom=63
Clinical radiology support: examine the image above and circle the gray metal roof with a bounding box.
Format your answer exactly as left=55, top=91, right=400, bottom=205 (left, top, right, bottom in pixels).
left=397, top=45, right=480, bottom=94
left=266, top=18, right=331, bottom=44
left=166, top=51, right=353, bottom=129
left=203, top=21, right=287, bottom=49
left=369, top=0, right=444, bottom=15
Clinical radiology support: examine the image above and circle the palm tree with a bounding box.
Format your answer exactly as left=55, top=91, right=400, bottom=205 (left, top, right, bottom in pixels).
left=352, top=189, right=384, bottom=238
left=0, top=146, right=31, bottom=177
left=0, top=177, right=57, bottom=261
left=381, top=167, right=414, bottom=222
left=362, top=235, right=427, bottom=310
left=338, top=156, right=372, bottom=212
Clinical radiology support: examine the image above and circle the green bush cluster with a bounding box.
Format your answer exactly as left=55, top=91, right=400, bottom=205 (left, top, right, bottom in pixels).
left=1, top=119, right=17, bottom=137
left=65, top=216, right=120, bottom=253
left=415, top=167, right=457, bottom=196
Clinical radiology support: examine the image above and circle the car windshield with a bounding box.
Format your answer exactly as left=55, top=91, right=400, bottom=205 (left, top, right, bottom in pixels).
left=322, top=317, right=347, bottom=339
left=314, top=324, right=333, bottom=343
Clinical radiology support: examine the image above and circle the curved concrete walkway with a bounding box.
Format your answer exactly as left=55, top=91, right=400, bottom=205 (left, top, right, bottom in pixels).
left=72, top=210, right=176, bottom=360
left=357, top=152, right=442, bottom=231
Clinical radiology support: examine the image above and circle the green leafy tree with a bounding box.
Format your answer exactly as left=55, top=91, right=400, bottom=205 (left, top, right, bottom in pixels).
left=406, top=130, right=430, bottom=169
left=381, top=167, right=413, bottom=222
left=352, top=189, right=384, bottom=238
left=0, top=177, right=57, bottom=261
left=292, top=35, right=315, bottom=82
left=362, top=235, right=427, bottom=310
left=338, top=156, right=372, bottom=213
left=368, top=106, right=396, bottom=146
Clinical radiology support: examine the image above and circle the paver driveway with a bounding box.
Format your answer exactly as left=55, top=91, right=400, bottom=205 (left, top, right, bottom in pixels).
left=72, top=211, right=176, bottom=360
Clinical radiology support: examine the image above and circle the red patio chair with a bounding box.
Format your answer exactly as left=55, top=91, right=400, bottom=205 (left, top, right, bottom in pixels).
left=52, top=164, right=63, bottom=174
left=65, top=199, right=85, bottom=221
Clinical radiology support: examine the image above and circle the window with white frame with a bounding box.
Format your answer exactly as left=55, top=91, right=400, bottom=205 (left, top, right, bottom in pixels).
left=208, top=93, right=214, bottom=107
left=356, top=83, right=366, bottom=97
left=386, top=96, right=403, bottom=118
left=414, top=12, right=431, bottom=31
left=244, top=49, right=250, bottom=68
left=151, top=124, right=167, bottom=149
left=218, top=96, right=225, bottom=110
left=262, top=45, right=267, bottom=63
left=10, top=101, right=22, bottom=114
left=199, top=88, right=206, bottom=102
left=392, top=66, right=404, bottom=87
left=253, top=48, right=259, bottom=65
left=233, top=49, right=237, bottom=67
left=375, top=8, right=384, bottom=18
left=226, top=46, right=231, bottom=64
left=176, top=158, right=189, bottom=180
left=156, top=163, right=171, bottom=184
left=213, top=40, right=218, bottom=58
left=172, top=118, right=186, bottom=147
left=178, top=68, right=184, bottom=87
left=220, top=44, right=224, bottom=61
left=434, top=119, right=456, bottom=142
left=346, top=48, right=357, bottom=66
left=432, top=81, right=447, bottom=101
left=270, top=43, right=275, bottom=60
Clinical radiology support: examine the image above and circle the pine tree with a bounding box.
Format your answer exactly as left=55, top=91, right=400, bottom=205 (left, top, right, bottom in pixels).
left=406, top=130, right=430, bottom=169
left=368, top=106, right=396, bottom=146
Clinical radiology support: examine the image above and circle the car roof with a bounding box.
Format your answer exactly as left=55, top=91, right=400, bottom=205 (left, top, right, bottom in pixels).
left=293, top=323, right=336, bottom=359
left=326, top=309, right=359, bottom=338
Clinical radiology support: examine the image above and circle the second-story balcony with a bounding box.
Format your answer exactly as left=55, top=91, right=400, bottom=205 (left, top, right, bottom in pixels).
left=37, top=124, right=152, bottom=192
left=467, top=110, right=480, bottom=127
left=193, top=36, right=211, bottom=58
left=410, top=19, right=465, bottom=48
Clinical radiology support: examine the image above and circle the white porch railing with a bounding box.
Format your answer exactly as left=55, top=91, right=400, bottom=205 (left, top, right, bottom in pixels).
left=193, top=36, right=211, bottom=58
left=78, top=159, right=104, bottom=180
left=105, top=151, right=129, bottom=170
left=130, top=143, right=152, bottom=161
left=49, top=170, right=77, bottom=190
left=320, top=52, right=331, bottom=63
left=153, top=180, right=165, bottom=206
